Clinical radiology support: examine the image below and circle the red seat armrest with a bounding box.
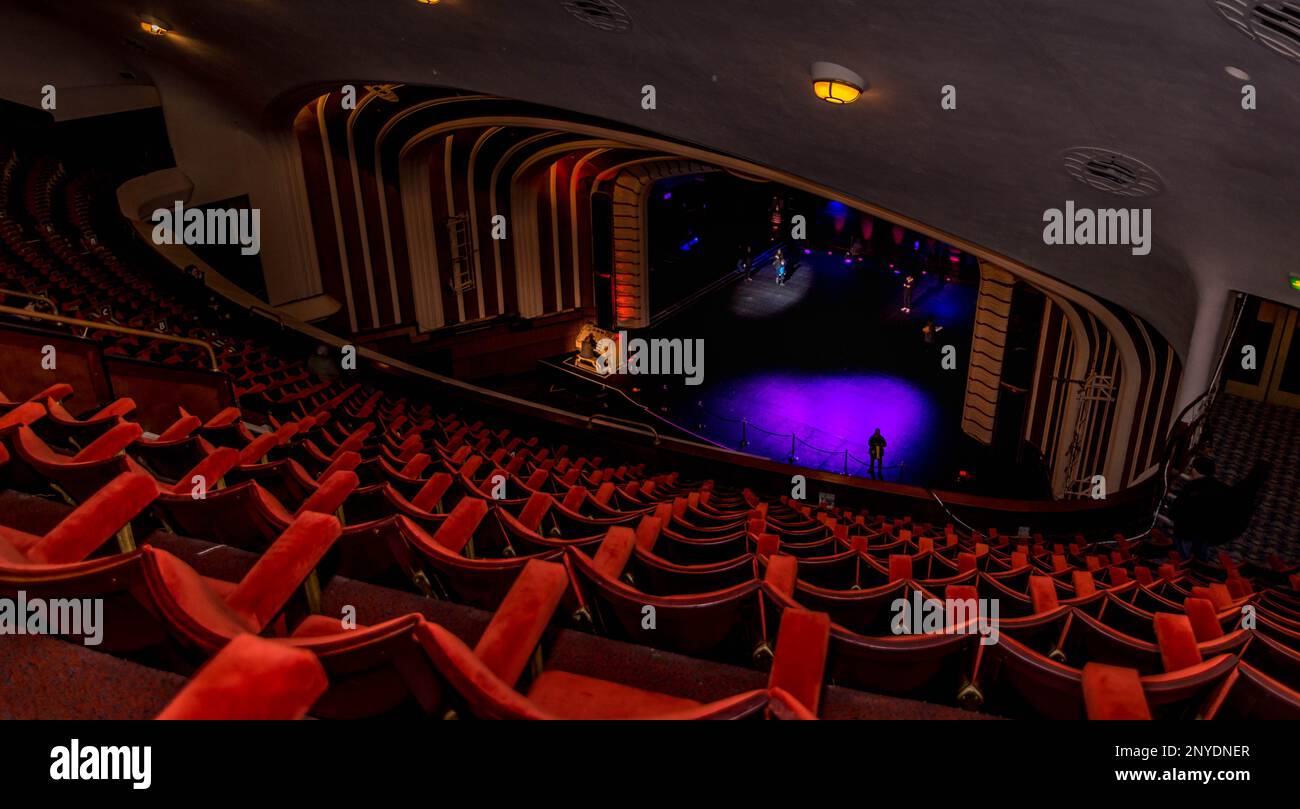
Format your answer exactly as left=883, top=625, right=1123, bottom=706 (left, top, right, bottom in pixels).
left=173, top=448, right=241, bottom=496
left=155, top=634, right=327, bottom=720
left=473, top=559, right=569, bottom=687
left=767, top=608, right=830, bottom=716
left=225, top=513, right=342, bottom=629
left=75, top=421, right=144, bottom=462
left=295, top=471, right=358, bottom=517
left=29, top=471, right=159, bottom=564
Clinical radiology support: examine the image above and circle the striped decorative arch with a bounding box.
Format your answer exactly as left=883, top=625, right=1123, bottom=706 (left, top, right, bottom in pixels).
left=595, top=158, right=717, bottom=328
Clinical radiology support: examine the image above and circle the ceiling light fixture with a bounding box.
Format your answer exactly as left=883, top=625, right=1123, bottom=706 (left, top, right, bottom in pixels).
left=138, top=15, right=171, bottom=35
left=811, top=62, right=865, bottom=105
left=1224, top=65, right=1251, bottom=80
left=1290, top=274, right=1300, bottom=292
left=417, top=0, right=441, bottom=4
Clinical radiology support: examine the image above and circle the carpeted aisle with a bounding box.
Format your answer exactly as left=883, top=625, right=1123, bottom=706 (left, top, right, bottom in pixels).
left=1203, top=394, right=1300, bottom=563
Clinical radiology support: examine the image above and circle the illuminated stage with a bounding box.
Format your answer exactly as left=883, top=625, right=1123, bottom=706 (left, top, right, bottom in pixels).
left=594, top=251, right=979, bottom=486
left=683, top=370, right=944, bottom=481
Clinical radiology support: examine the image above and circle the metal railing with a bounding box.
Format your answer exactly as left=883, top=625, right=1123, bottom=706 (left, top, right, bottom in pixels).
left=0, top=287, right=56, bottom=313
left=588, top=413, right=661, bottom=445
left=0, top=303, right=219, bottom=371
left=249, top=304, right=285, bottom=330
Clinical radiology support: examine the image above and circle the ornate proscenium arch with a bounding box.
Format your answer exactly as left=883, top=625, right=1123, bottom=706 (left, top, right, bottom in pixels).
left=291, top=84, right=1181, bottom=496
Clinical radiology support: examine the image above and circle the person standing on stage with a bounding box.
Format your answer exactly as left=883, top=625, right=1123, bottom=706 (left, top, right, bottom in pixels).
left=922, top=318, right=942, bottom=346
left=901, top=275, right=914, bottom=313
left=868, top=428, right=887, bottom=478
left=775, top=248, right=787, bottom=285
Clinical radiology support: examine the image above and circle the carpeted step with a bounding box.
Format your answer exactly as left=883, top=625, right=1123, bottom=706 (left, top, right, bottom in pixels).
left=0, top=634, right=186, bottom=720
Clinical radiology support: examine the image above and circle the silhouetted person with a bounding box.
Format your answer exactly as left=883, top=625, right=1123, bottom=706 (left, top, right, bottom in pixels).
left=1169, top=457, right=1270, bottom=562
left=868, top=428, right=887, bottom=479
left=579, top=333, right=598, bottom=360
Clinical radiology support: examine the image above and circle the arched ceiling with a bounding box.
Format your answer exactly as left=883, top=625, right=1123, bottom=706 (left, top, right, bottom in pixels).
left=11, top=0, right=1300, bottom=354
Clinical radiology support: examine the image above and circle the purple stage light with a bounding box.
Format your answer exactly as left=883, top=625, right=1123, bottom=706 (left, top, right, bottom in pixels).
left=708, top=370, right=940, bottom=479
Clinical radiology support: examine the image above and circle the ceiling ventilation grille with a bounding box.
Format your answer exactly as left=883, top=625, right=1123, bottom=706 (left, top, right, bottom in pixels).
left=1061, top=148, right=1165, bottom=198
left=1211, top=0, right=1300, bottom=64
left=560, top=0, right=632, bottom=32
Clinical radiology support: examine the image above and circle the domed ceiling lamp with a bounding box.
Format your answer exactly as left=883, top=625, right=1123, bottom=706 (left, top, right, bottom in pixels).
left=811, top=61, right=865, bottom=104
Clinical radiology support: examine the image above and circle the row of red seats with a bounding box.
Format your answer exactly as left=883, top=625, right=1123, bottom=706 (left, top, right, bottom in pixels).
left=4, top=372, right=1298, bottom=718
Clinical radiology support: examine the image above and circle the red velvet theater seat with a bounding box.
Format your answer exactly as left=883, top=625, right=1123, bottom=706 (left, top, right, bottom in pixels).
left=415, top=558, right=831, bottom=719
left=565, top=525, right=762, bottom=660
left=397, top=497, right=565, bottom=609
left=485, top=492, right=606, bottom=557
left=1082, top=663, right=1152, bottom=720
left=42, top=395, right=137, bottom=446
left=629, top=532, right=756, bottom=596
left=0, top=471, right=161, bottom=651
left=12, top=422, right=141, bottom=503
left=0, top=469, right=158, bottom=563
left=156, top=634, right=328, bottom=720
left=152, top=451, right=358, bottom=550
left=1200, top=662, right=1300, bottom=720
left=760, top=555, right=979, bottom=701
left=1057, top=609, right=1248, bottom=676
left=978, top=628, right=1238, bottom=719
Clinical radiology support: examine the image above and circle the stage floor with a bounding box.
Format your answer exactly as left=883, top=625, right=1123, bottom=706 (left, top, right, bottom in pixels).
left=637, top=251, right=978, bottom=485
